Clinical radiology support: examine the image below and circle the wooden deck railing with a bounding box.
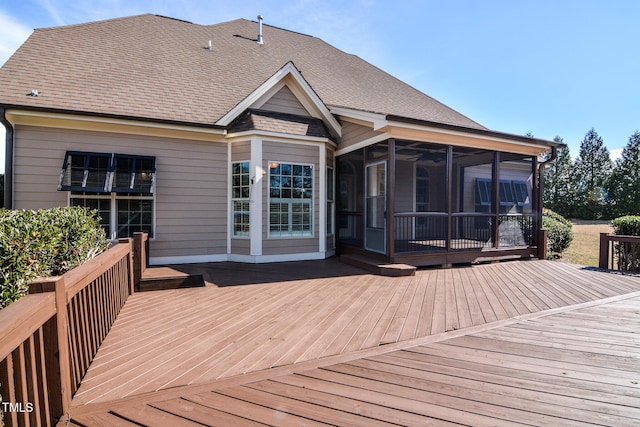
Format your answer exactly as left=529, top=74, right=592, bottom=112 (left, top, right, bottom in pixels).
left=599, top=233, right=640, bottom=273
left=0, top=238, right=135, bottom=426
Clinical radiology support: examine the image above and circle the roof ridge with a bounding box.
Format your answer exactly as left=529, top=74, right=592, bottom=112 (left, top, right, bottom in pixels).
left=35, top=13, right=162, bottom=32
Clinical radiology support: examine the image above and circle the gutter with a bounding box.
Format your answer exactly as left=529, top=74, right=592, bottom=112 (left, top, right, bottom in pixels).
left=385, top=114, right=561, bottom=148
left=0, top=108, right=13, bottom=209
left=1, top=104, right=227, bottom=132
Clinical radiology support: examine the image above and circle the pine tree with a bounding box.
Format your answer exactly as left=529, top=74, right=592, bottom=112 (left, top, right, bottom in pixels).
left=572, top=128, right=612, bottom=219
left=543, top=137, right=574, bottom=217
left=608, top=131, right=640, bottom=216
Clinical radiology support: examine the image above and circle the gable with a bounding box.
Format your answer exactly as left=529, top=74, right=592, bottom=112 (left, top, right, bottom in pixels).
left=259, top=86, right=310, bottom=117
left=215, top=62, right=341, bottom=139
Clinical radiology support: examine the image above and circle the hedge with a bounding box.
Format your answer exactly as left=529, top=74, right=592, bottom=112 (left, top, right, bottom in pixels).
left=1, top=207, right=109, bottom=308
left=611, top=215, right=640, bottom=236
left=542, top=208, right=573, bottom=257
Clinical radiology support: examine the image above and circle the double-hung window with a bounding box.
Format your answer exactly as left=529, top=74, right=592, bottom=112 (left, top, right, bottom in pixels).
left=59, top=151, right=155, bottom=239
left=269, top=162, right=313, bottom=237
left=231, top=161, right=250, bottom=237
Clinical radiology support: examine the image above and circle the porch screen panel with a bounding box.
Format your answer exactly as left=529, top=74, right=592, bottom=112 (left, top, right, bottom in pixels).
left=498, top=154, right=535, bottom=247
left=451, top=147, right=495, bottom=249
left=336, top=150, right=364, bottom=247
left=393, top=141, right=447, bottom=252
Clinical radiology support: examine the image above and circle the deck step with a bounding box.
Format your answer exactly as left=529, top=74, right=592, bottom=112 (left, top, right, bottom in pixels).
left=138, top=267, right=205, bottom=291
left=340, top=254, right=416, bottom=277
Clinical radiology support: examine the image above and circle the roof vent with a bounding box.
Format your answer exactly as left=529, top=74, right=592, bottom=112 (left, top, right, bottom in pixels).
left=208, top=40, right=212, bottom=51
left=257, top=15, right=264, bottom=45
left=28, top=89, right=39, bottom=97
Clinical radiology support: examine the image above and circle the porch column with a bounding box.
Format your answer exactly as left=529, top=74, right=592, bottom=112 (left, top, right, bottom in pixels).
left=493, top=151, right=500, bottom=248
left=319, top=146, right=326, bottom=253
left=387, top=139, right=396, bottom=258
left=250, top=137, right=263, bottom=256
left=534, top=156, right=542, bottom=248
left=446, top=145, right=453, bottom=251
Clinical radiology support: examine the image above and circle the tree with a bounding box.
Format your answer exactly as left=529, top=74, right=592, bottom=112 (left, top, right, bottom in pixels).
left=608, top=131, right=640, bottom=216
left=543, top=137, right=575, bottom=217
left=572, top=128, right=612, bottom=219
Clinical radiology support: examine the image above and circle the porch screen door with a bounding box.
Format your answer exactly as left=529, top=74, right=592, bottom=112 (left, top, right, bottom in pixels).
left=365, top=161, right=387, bottom=254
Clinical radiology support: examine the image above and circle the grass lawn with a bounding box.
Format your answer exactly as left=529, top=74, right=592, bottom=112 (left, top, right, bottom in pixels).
left=559, top=220, right=613, bottom=267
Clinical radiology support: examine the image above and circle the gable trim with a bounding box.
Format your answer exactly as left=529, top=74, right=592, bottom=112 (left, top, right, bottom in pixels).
left=216, top=62, right=342, bottom=139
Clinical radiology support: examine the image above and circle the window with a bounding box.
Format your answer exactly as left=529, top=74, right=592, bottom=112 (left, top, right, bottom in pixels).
left=59, top=152, right=112, bottom=192
left=499, top=180, right=515, bottom=206
left=70, top=192, right=154, bottom=239
left=512, top=181, right=529, bottom=207
left=475, top=178, right=492, bottom=207
left=60, top=151, right=155, bottom=239
left=475, top=178, right=530, bottom=210
left=232, top=161, right=250, bottom=237
left=415, top=166, right=430, bottom=212
left=269, top=162, right=313, bottom=237
left=112, top=154, right=155, bottom=193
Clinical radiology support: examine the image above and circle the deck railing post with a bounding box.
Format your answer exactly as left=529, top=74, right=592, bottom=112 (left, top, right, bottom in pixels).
left=53, top=276, right=73, bottom=418
left=120, top=238, right=135, bottom=295
left=599, top=233, right=610, bottom=270
left=133, top=232, right=148, bottom=288
left=537, top=228, right=548, bottom=260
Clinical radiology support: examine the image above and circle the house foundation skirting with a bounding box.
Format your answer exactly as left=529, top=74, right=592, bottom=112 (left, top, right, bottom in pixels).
left=150, top=250, right=335, bottom=266
left=338, top=244, right=537, bottom=268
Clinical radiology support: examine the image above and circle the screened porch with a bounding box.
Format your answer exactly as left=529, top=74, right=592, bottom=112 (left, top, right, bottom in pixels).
left=336, top=139, right=542, bottom=266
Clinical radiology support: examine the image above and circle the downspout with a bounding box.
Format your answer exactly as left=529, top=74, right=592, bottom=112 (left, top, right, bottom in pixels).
left=536, top=145, right=558, bottom=254
left=538, top=145, right=558, bottom=211
left=0, top=108, right=14, bottom=209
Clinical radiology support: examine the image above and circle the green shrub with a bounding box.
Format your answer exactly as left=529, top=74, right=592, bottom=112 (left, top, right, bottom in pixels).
left=0, top=207, right=109, bottom=308
left=542, top=208, right=572, bottom=228
left=542, top=209, right=573, bottom=257
left=611, top=215, right=640, bottom=236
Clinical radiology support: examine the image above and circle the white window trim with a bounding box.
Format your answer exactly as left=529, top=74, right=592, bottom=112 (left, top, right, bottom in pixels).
left=267, top=161, right=315, bottom=239
left=326, top=166, right=334, bottom=236
left=231, top=160, right=251, bottom=239
left=68, top=192, right=156, bottom=241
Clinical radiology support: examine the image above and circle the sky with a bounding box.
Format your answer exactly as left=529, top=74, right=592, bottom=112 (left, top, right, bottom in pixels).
left=1, top=0, right=639, bottom=173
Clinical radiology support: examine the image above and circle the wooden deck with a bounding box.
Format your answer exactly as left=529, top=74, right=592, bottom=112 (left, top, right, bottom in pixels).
left=64, top=259, right=640, bottom=425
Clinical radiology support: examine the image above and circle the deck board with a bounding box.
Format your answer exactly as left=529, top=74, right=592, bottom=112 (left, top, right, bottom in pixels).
left=64, top=259, right=640, bottom=426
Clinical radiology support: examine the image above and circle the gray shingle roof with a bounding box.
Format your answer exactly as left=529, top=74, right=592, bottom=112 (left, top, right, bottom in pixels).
left=229, top=109, right=330, bottom=138
left=0, top=14, right=485, bottom=130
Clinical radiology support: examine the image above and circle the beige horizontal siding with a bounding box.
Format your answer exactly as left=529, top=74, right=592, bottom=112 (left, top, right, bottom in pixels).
left=231, top=238, right=250, bottom=255
left=13, top=125, right=228, bottom=259
left=231, top=140, right=251, bottom=162
left=339, top=121, right=382, bottom=151
left=260, top=86, right=310, bottom=117
left=262, top=238, right=318, bottom=256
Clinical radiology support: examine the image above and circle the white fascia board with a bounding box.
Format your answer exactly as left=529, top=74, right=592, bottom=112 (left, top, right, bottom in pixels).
left=334, top=133, right=390, bottom=157
left=384, top=120, right=551, bottom=152
left=226, top=129, right=333, bottom=145
left=329, top=107, right=388, bottom=131
left=215, top=62, right=342, bottom=139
